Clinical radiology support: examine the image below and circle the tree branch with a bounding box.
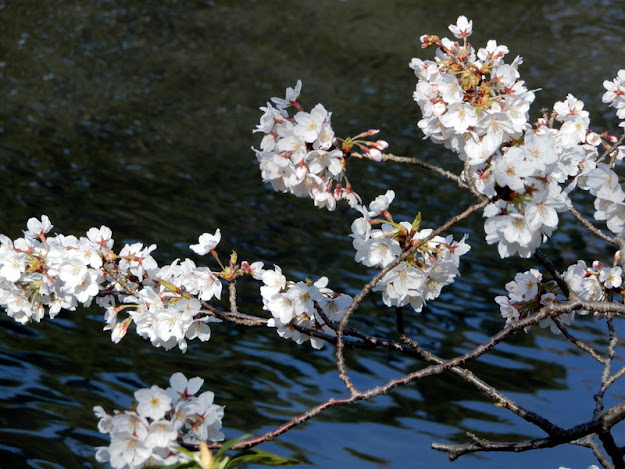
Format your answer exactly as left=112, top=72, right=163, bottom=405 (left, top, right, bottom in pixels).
left=335, top=198, right=490, bottom=393
left=380, top=152, right=468, bottom=189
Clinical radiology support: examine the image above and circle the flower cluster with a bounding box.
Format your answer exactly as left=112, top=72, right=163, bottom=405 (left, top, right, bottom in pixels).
left=0, top=216, right=107, bottom=324
left=411, top=17, right=622, bottom=258
left=258, top=264, right=353, bottom=349
left=94, top=372, right=224, bottom=469
left=253, top=80, right=386, bottom=210
left=570, top=69, right=625, bottom=236
left=108, top=229, right=224, bottom=352
left=603, top=69, right=625, bottom=126
left=480, top=94, right=600, bottom=258
left=495, top=260, right=623, bottom=333
left=0, top=216, right=229, bottom=352
left=411, top=15, right=533, bottom=161
left=563, top=260, right=623, bottom=309
left=351, top=191, right=470, bottom=312
left=495, top=269, right=566, bottom=333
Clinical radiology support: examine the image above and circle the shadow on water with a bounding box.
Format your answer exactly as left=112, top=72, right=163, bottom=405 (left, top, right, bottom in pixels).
left=1, top=0, right=625, bottom=468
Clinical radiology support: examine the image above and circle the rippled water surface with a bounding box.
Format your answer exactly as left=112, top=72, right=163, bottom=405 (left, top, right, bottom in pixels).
left=1, top=1, right=625, bottom=468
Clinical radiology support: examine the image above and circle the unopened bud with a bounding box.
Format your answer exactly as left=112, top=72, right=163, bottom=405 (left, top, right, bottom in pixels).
left=586, top=131, right=601, bottom=146
left=370, top=140, right=389, bottom=150
left=296, top=160, right=308, bottom=180
left=367, top=148, right=383, bottom=162
left=104, top=250, right=117, bottom=263
left=333, top=184, right=342, bottom=201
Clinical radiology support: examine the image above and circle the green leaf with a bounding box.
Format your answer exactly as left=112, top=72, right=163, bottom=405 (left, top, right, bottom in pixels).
left=214, top=434, right=252, bottom=460
left=172, top=446, right=196, bottom=459
left=411, top=212, right=422, bottom=232
left=142, top=462, right=199, bottom=469
left=226, top=449, right=301, bottom=468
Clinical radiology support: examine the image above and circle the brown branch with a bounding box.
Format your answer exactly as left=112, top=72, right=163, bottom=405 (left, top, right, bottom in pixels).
left=595, top=316, right=619, bottom=417
left=213, top=303, right=586, bottom=453
left=335, top=199, right=490, bottom=393
left=201, top=298, right=625, bottom=455
left=228, top=281, right=239, bottom=313
left=533, top=248, right=570, bottom=297
left=568, top=206, right=617, bottom=245
left=207, top=308, right=269, bottom=327
left=432, top=399, right=625, bottom=462
left=598, top=431, right=624, bottom=469
left=553, top=317, right=606, bottom=365
left=577, top=435, right=613, bottom=469
left=380, top=152, right=468, bottom=189
left=597, top=133, right=625, bottom=166
left=604, top=365, right=625, bottom=390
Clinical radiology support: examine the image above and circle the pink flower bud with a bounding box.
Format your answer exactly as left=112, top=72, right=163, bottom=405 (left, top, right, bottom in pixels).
left=368, top=148, right=383, bottom=162
left=333, top=185, right=342, bottom=201
left=586, top=131, right=601, bottom=146
left=371, top=140, right=389, bottom=150
left=296, top=161, right=308, bottom=180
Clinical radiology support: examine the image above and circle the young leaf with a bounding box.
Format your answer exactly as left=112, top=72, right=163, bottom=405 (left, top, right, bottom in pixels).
left=214, top=434, right=252, bottom=459
left=226, top=448, right=301, bottom=468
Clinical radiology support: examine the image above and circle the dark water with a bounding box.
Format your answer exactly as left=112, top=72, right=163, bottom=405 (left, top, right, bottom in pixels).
left=1, top=1, right=625, bottom=468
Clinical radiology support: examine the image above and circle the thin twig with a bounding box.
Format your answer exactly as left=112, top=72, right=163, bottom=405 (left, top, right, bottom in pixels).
left=604, top=365, right=625, bottom=390
left=380, top=152, right=468, bottom=189
left=335, top=199, right=490, bottom=393
left=534, top=248, right=570, bottom=296
left=598, top=430, right=624, bottom=469
left=553, top=317, right=606, bottom=365
left=595, top=316, right=619, bottom=417
left=568, top=206, right=617, bottom=245
left=597, top=133, right=625, bottom=165
left=202, top=299, right=625, bottom=454
left=432, top=398, right=625, bottom=462
left=577, top=435, right=613, bottom=469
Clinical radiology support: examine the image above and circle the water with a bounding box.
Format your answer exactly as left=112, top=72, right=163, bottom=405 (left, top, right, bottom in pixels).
left=1, top=0, right=624, bottom=468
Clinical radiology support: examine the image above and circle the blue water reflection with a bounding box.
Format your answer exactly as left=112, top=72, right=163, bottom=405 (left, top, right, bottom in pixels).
left=1, top=0, right=625, bottom=468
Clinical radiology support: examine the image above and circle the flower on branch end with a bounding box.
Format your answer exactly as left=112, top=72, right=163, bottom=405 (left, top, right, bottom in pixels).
left=190, top=229, right=221, bottom=256
left=448, top=16, right=473, bottom=40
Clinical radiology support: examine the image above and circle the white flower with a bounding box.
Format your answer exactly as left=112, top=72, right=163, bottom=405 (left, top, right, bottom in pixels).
left=293, top=104, right=329, bottom=143
left=448, top=15, right=473, bottom=39
left=599, top=267, right=622, bottom=289
left=135, top=385, right=173, bottom=421
left=440, top=102, right=478, bottom=133
left=271, top=79, right=302, bottom=110
left=355, top=237, right=402, bottom=268
left=167, top=372, right=204, bottom=400
left=368, top=190, right=395, bottom=216
left=190, top=229, right=221, bottom=255
left=24, top=215, right=53, bottom=240
left=464, top=132, right=500, bottom=165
